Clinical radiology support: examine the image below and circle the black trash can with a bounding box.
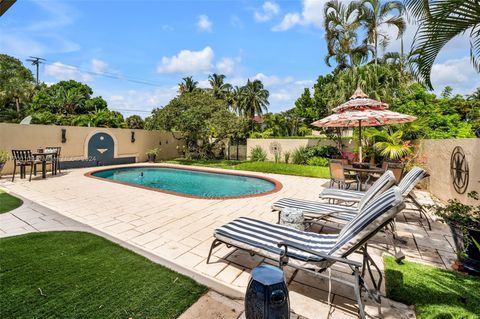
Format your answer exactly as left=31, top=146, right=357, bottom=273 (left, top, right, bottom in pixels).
left=245, top=264, right=290, bottom=319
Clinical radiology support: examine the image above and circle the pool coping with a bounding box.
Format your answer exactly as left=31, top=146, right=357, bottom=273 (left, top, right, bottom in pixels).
left=84, top=164, right=283, bottom=200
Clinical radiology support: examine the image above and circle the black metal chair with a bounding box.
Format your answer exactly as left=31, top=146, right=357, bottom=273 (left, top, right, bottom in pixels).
left=11, top=150, right=41, bottom=182
left=45, top=147, right=61, bottom=174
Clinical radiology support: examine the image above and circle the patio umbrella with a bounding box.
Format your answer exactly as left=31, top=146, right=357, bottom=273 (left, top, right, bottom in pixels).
left=311, top=88, right=416, bottom=162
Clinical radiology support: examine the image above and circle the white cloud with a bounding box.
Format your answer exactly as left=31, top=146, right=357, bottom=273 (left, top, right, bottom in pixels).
left=197, top=14, right=213, bottom=32
left=272, top=13, right=302, bottom=31
left=103, top=87, right=178, bottom=117
left=91, top=59, right=108, bottom=73
left=216, top=56, right=241, bottom=75
left=254, top=1, right=280, bottom=22
left=230, top=15, right=244, bottom=29
left=45, top=62, right=93, bottom=82
left=272, top=0, right=327, bottom=31
left=431, top=56, right=480, bottom=94
left=253, top=73, right=294, bottom=86
left=157, top=47, right=214, bottom=74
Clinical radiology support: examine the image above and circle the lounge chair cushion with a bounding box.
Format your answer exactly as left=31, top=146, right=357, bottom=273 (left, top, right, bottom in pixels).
left=397, top=167, right=426, bottom=197
left=331, top=187, right=404, bottom=257
left=356, top=170, right=396, bottom=210
left=272, top=198, right=358, bottom=221
left=215, top=217, right=338, bottom=268
left=319, top=188, right=365, bottom=202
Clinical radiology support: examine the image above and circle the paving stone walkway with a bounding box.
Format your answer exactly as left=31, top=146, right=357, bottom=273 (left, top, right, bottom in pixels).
left=0, top=164, right=456, bottom=318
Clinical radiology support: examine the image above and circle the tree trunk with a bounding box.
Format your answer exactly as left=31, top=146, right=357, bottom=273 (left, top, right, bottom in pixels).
left=15, top=97, right=20, bottom=113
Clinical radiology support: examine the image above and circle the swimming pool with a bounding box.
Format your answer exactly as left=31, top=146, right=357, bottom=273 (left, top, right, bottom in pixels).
left=87, top=166, right=281, bottom=199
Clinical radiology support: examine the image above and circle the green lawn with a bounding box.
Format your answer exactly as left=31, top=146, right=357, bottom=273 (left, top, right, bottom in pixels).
left=163, top=159, right=330, bottom=178
left=384, top=256, right=480, bottom=319
left=0, top=232, right=206, bottom=319
left=0, top=189, right=23, bottom=214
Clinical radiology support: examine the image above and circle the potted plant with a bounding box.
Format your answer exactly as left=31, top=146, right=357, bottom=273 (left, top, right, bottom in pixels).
left=428, top=191, right=480, bottom=275
left=145, top=148, right=160, bottom=163
left=0, top=150, right=8, bottom=177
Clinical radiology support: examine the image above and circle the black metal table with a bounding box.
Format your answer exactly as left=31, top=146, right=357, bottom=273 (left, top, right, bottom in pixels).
left=344, top=165, right=385, bottom=191
left=33, top=151, right=56, bottom=179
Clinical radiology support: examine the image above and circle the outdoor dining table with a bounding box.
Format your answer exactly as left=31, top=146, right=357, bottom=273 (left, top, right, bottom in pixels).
left=32, top=150, right=57, bottom=179
left=344, top=165, right=385, bottom=191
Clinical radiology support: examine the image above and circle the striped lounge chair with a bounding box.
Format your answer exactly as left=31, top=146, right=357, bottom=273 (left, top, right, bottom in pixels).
left=271, top=170, right=396, bottom=223
left=320, top=166, right=430, bottom=229
left=208, top=187, right=405, bottom=319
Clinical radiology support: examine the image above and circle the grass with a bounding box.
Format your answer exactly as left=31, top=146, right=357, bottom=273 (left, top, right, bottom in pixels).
left=163, top=159, right=330, bottom=178
left=384, top=256, right=480, bottom=319
left=0, top=232, right=206, bottom=319
left=0, top=189, right=22, bottom=214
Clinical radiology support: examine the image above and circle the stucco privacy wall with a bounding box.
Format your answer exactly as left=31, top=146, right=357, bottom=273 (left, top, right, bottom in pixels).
left=0, top=123, right=182, bottom=174
left=419, top=138, right=480, bottom=205
left=246, top=138, right=357, bottom=161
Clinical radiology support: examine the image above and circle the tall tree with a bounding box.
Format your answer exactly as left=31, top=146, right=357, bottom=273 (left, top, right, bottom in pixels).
left=406, top=0, right=480, bottom=89
left=178, top=76, right=199, bottom=94
left=242, top=79, right=269, bottom=121
left=228, top=86, right=245, bottom=115
left=359, top=0, right=405, bottom=65
left=207, top=73, right=232, bottom=99
left=126, top=115, right=145, bottom=129
left=324, top=0, right=370, bottom=69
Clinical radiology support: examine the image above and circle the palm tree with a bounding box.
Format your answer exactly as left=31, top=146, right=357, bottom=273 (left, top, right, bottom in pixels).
left=178, top=76, right=198, bottom=94
left=55, top=87, right=85, bottom=114
left=406, top=0, right=480, bottom=89
left=242, top=79, right=269, bottom=128
left=208, top=73, right=232, bottom=99
left=371, top=129, right=412, bottom=160
left=228, top=85, right=245, bottom=115
left=324, top=0, right=370, bottom=69
left=467, top=87, right=480, bottom=101
left=359, top=0, right=405, bottom=65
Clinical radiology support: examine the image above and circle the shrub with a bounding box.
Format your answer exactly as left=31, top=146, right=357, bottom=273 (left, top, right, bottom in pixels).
left=249, top=132, right=263, bottom=138
left=250, top=146, right=267, bottom=161
left=284, top=151, right=291, bottom=164
left=307, top=156, right=329, bottom=166
left=273, top=150, right=281, bottom=163
left=306, top=145, right=341, bottom=159
left=0, top=151, right=9, bottom=163
left=291, top=146, right=309, bottom=164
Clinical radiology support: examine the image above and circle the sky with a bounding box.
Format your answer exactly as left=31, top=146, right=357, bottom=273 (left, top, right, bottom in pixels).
left=1, top=0, right=479, bottom=117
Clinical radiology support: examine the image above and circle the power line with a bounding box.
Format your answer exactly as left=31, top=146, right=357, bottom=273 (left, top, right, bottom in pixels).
left=42, top=60, right=167, bottom=88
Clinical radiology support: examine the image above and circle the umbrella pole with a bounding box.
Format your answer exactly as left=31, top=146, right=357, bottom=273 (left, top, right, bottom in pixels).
left=358, top=120, right=362, bottom=162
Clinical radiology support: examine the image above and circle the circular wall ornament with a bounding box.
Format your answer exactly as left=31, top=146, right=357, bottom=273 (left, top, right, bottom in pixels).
left=269, top=141, right=282, bottom=154
left=450, top=146, right=469, bottom=194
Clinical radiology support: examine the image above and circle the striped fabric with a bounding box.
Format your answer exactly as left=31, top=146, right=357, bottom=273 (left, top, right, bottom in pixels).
left=214, top=187, right=404, bottom=269
left=397, top=167, right=426, bottom=197
left=214, top=217, right=338, bottom=268
left=319, top=188, right=365, bottom=202
left=271, top=170, right=395, bottom=221
left=332, top=187, right=404, bottom=257
left=357, top=170, right=396, bottom=209
left=272, top=198, right=358, bottom=221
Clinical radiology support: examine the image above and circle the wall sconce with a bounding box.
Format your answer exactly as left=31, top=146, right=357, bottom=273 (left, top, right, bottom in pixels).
left=61, top=128, right=67, bottom=143
left=166, top=140, right=168, bottom=144
left=159, top=141, right=162, bottom=145
left=131, top=131, right=135, bottom=143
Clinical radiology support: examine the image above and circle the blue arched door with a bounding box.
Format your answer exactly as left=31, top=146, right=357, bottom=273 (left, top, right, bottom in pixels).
left=88, top=132, right=115, bottom=166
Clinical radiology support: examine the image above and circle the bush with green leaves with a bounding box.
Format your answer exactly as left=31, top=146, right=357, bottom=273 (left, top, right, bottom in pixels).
left=307, top=156, right=329, bottom=166
left=306, top=145, right=341, bottom=159
left=0, top=150, right=9, bottom=163
left=250, top=146, right=267, bottom=161
left=284, top=151, right=291, bottom=164
left=291, top=146, right=309, bottom=164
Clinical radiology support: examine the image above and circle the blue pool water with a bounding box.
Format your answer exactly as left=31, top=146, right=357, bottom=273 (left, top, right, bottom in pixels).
left=91, top=167, right=277, bottom=198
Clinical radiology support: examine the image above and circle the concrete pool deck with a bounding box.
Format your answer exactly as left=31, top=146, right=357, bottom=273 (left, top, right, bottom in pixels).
left=0, top=163, right=457, bottom=318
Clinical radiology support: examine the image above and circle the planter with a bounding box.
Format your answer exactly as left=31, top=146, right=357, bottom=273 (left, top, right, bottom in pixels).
left=449, top=223, right=480, bottom=275
left=147, top=154, right=156, bottom=163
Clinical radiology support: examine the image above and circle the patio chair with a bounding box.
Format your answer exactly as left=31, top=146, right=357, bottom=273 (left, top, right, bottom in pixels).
left=272, top=170, right=396, bottom=223
left=329, top=159, right=357, bottom=189
left=45, top=147, right=61, bottom=174
left=11, top=150, right=41, bottom=182
left=208, top=187, right=406, bottom=319
left=319, top=167, right=430, bottom=229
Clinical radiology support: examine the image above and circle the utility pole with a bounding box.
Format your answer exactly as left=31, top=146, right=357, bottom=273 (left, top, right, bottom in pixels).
left=26, top=56, right=45, bottom=84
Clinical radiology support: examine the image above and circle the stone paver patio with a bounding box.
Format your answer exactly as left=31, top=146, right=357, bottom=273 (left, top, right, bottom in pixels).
left=0, top=163, right=457, bottom=318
